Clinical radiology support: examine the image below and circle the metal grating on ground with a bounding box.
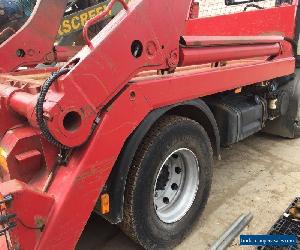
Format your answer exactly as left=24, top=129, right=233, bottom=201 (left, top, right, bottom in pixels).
left=257, top=198, right=300, bottom=250
left=197, top=0, right=287, bottom=18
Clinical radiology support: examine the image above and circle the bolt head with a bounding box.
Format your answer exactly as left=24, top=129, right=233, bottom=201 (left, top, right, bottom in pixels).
left=163, top=197, right=169, bottom=204
left=16, top=49, right=25, bottom=58
left=171, top=183, right=179, bottom=191
left=175, top=167, right=182, bottom=174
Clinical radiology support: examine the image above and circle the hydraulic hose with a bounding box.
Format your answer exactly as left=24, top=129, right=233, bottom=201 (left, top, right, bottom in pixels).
left=284, top=37, right=297, bottom=57
left=36, top=68, right=70, bottom=149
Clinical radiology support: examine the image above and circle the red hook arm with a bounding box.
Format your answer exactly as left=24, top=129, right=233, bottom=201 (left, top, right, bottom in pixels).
left=83, top=0, right=129, bottom=48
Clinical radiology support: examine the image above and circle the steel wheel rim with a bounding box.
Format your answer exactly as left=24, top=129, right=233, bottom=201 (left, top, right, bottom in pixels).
left=153, top=148, right=200, bottom=224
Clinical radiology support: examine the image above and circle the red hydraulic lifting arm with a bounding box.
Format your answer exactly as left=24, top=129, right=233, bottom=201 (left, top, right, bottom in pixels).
left=0, top=0, right=69, bottom=73
left=1, top=1, right=293, bottom=149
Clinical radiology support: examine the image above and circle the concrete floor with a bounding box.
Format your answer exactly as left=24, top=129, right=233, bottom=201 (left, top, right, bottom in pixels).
left=76, top=133, right=300, bottom=250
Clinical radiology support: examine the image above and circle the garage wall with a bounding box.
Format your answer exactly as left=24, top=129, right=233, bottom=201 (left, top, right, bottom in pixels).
left=196, top=0, right=278, bottom=17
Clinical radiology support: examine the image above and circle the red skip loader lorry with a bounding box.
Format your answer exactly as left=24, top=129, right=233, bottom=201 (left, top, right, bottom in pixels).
left=0, top=0, right=299, bottom=249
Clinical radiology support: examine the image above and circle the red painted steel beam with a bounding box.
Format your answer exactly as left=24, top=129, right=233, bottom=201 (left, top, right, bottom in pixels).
left=0, top=180, right=55, bottom=250
left=185, top=4, right=297, bottom=38
left=83, top=0, right=129, bottom=48
left=181, top=35, right=285, bottom=47
left=179, top=43, right=281, bottom=67
left=0, top=84, right=36, bottom=125
left=55, top=46, right=82, bottom=62
left=8, top=92, right=36, bottom=119
left=137, top=57, right=295, bottom=108
left=0, top=0, right=69, bottom=73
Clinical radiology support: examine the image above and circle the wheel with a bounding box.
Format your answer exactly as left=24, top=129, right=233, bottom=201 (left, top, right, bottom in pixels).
left=121, top=115, right=213, bottom=249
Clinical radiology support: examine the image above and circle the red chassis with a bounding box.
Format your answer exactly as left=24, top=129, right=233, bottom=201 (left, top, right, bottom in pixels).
left=0, top=0, right=298, bottom=249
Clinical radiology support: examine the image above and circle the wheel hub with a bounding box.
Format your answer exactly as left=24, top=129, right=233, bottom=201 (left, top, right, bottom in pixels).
left=153, top=148, right=199, bottom=224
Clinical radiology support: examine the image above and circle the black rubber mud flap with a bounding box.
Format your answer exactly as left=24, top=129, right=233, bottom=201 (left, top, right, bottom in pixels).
left=262, top=71, right=300, bottom=138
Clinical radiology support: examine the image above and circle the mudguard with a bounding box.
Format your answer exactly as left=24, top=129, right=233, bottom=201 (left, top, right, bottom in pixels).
left=98, top=99, right=220, bottom=224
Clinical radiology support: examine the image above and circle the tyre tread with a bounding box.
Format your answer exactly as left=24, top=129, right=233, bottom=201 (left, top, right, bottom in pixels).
left=120, top=115, right=213, bottom=249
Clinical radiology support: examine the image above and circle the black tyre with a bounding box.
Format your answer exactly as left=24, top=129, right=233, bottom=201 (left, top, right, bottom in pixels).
left=121, top=115, right=213, bottom=249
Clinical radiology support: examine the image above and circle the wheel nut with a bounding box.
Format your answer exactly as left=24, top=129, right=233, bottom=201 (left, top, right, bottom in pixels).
left=175, top=167, right=182, bottom=174
left=16, top=49, right=26, bottom=58
left=163, top=197, right=169, bottom=204
left=171, top=183, right=179, bottom=190
left=172, top=154, right=178, bottom=159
